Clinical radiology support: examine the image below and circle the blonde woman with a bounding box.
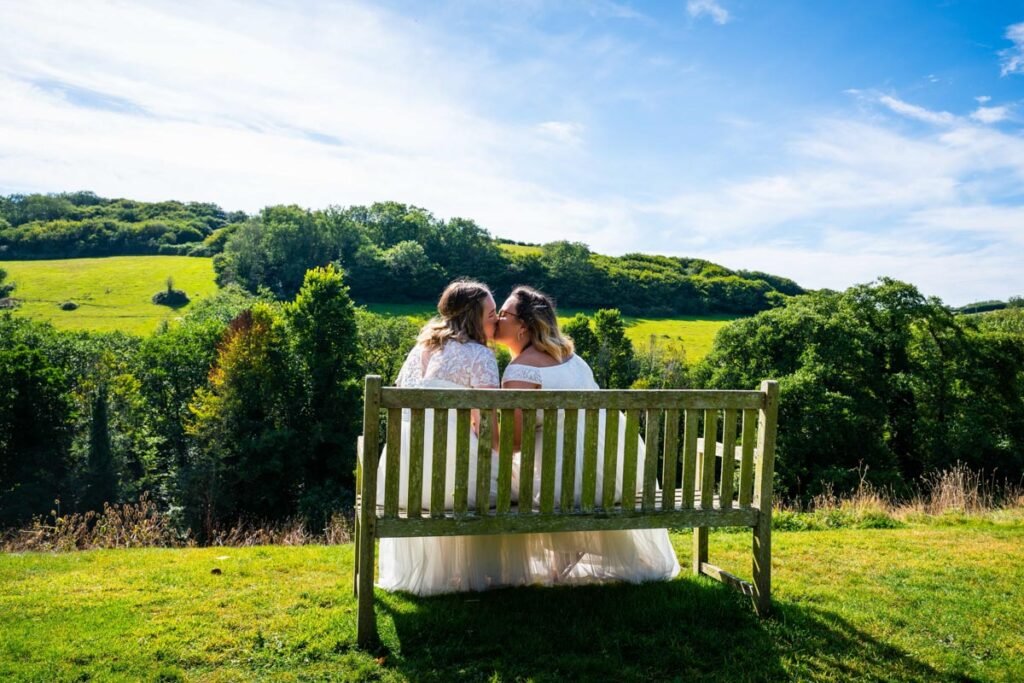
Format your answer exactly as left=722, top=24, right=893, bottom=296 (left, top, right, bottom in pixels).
left=494, top=286, right=680, bottom=585
left=377, top=279, right=503, bottom=595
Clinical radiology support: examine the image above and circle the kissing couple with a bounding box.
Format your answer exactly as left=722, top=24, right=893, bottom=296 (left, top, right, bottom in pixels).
left=376, top=279, right=680, bottom=595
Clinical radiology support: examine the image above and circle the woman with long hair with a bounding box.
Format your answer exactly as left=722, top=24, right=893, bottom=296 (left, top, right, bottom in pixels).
left=376, top=279, right=504, bottom=595
left=494, top=285, right=680, bottom=585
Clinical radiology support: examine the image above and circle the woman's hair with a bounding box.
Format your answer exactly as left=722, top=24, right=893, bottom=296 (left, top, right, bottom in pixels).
left=509, top=285, right=574, bottom=362
left=418, top=279, right=493, bottom=350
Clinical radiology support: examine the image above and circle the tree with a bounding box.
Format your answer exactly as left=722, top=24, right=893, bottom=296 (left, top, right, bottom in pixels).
left=593, top=309, right=638, bottom=389
left=356, top=310, right=419, bottom=385
left=0, top=267, right=13, bottom=298
left=284, top=265, right=364, bottom=521
left=82, top=384, right=117, bottom=511
left=563, top=313, right=598, bottom=364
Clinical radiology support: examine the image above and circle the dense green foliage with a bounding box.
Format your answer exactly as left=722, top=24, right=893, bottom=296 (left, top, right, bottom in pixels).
left=0, top=192, right=246, bottom=258
left=1, top=193, right=803, bottom=316
left=0, top=267, right=13, bottom=298
left=694, top=279, right=1024, bottom=500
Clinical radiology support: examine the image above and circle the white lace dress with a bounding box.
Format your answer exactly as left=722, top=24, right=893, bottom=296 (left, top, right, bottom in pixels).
left=499, top=355, right=681, bottom=585
left=377, top=340, right=506, bottom=595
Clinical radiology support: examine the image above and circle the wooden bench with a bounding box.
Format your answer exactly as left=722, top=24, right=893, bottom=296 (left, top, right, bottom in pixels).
left=354, top=376, right=779, bottom=647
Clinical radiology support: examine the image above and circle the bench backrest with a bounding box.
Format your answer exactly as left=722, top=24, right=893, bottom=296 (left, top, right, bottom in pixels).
left=358, top=376, right=778, bottom=534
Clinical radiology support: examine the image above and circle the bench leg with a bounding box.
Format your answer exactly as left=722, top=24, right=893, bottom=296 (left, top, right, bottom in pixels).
left=356, top=513, right=377, bottom=647
left=692, top=526, right=708, bottom=575
left=352, top=513, right=360, bottom=598
left=752, top=517, right=771, bottom=616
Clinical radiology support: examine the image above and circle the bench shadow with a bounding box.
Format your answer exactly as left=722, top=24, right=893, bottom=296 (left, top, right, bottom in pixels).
left=375, top=578, right=971, bottom=683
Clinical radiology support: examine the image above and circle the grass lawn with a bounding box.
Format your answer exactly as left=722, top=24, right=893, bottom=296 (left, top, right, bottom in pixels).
left=365, top=303, right=736, bottom=362
left=2, top=524, right=1022, bottom=681
left=0, top=256, right=219, bottom=336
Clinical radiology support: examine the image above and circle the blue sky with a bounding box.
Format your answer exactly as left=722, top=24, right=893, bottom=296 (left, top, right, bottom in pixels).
left=1, top=0, right=1023, bottom=305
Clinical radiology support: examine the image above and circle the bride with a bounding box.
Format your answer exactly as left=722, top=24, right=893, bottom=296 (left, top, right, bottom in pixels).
left=376, top=279, right=505, bottom=594
left=495, top=286, right=680, bottom=584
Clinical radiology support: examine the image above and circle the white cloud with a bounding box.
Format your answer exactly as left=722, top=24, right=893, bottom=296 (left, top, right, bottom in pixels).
left=534, top=121, right=585, bottom=146
left=970, top=105, right=1010, bottom=124
left=878, top=95, right=956, bottom=125
left=999, top=22, right=1024, bottom=76
left=687, top=0, right=730, bottom=25
left=975, top=95, right=991, bottom=104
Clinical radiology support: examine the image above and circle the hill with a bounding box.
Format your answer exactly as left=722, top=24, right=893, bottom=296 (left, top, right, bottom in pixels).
left=0, top=256, right=218, bottom=335
left=1, top=192, right=804, bottom=317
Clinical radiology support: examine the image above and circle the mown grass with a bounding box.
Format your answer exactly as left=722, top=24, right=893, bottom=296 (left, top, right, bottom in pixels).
left=2, top=524, right=1022, bottom=681
left=365, top=303, right=736, bottom=362
left=497, top=243, right=543, bottom=257
left=0, top=256, right=218, bottom=335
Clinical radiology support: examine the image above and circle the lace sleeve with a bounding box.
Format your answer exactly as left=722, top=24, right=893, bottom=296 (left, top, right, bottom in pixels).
left=502, top=363, right=543, bottom=386
left=467, top=344, right=500, bottom=387
left=395, top=345, right=421, bottom=387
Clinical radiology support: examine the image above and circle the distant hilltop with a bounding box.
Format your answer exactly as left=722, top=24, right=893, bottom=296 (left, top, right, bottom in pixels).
left=0, top=192, right=804, bottom=316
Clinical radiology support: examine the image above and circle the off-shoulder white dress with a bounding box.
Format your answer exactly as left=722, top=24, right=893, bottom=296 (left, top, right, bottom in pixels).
left=500, top=355, right=680, bottom=585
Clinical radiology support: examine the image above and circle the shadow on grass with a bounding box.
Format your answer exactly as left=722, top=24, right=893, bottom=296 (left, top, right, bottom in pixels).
left=375, top=578, right=966, bottom=683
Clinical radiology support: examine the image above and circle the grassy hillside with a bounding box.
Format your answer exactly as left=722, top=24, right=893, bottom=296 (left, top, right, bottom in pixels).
left=2, top=524, right=1021, bottom=681
left=0, top=256, right=218, bottom=335
left=367, top=303, right=736, bottom=361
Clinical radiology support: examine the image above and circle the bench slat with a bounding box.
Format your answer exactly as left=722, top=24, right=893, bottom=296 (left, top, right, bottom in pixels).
left=376, top=506, right=759, bottom=538
left=661, top=409, right=680, bottom=511
left=408, top=409, right=425, bottom=518
left=560, top=409, right=579, bottom=512
left=496, top=409, right=515, bottom=514
left=476, top=411, right=493, bottom=516
left=700, top=409, right=718, bottom=510
left=539, top=410, right=558, bottom=514
left=719, top=409, right=737, bottom=510
left=381, top=388, right=765, bottom=411
left=518, top=409, right=536, bottom=511
left=621, top=410, right=640, bottom=512
left=430, top=409, right=448, bottom=517
left=739, top=408, right=757, bottom=508
left=643, top=410, right=659, bottom=512
left=453, top=408, right=471, bottom=515
left=384, top=408, right=402, bottom=518
left=681, top=409, right=699, bottom=508
left=602, top=409, right=620, bottom=510
left=581, top=409, right=600, bottom=512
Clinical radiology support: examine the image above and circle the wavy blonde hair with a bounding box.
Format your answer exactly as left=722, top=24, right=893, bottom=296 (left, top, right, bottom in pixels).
left=510, top=285, right=574, bottom=362
left=418, top=280, right=493, bottom=350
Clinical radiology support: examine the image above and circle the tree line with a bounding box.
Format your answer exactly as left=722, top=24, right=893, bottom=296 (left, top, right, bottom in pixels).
left=3, top=267, right=1022, bottom=536
left=0, top=193, right=803, bottom=315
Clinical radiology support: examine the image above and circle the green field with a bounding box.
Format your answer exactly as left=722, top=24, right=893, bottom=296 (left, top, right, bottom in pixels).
left=2, top=524, right=1021, bottom=681
left=0, top=256, right=219, bottom=335
left=0, top=257, right=735, bottom=358
left=497, top=243, right=543, bottom=257
left=367, top=303, right=736, bottom=361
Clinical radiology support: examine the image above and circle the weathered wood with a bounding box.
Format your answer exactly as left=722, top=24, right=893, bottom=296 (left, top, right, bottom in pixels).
left=476, top=411, right=493, bottom=515
left=376, top=506, right=759, bottom=537
left=496, top=409, right=515, bottom=514
left=700, top=409, right=718, bottom=511
left=643, top=410, right=660, bottom=512
left=560, top=409, right=579, bottom=512
left=581, top=409, right=600, bottom=512
left=518, top=409, right=536, bottom=511
left=453, top=408, right=471, bottom=515
left=430, top=409, right=448, bottom=517
left=719, top=409, right=738, bottom=511
left=384, top=407, right=402, bottom=518
left=381, top=387, right=765, bottom=411
left=752, top=380, right=779, bottom=616
left=602, top=409, right=620, bottom=510
left=621, top=410, right=640, bottom=512
left=407, top=409, right=425, bottom=518
left=661, top=409, right=680, bottom=512
left=692, top=526, right=708, bottom=575
left=700, top=562, right=755, bottom=596
left=353, top=436, right=363, bottom=597
left=539, top=410, right=558, bottom=514
left=681, top=409, right=699, bottom=509
left=738, top=409, right=756, bottom=508
left=356, top=376, right=381, bottom=648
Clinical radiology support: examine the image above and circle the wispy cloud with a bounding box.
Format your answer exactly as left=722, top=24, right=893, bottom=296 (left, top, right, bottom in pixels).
left=687, top=0, right=730, bottom=25
left=999, top=22, right=1024, bottom=76
left=971, top=105, right=1010, bottom=124
left=535, top=121, right=585, bottom=145
left=878, top=95, right=955, bottom=125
